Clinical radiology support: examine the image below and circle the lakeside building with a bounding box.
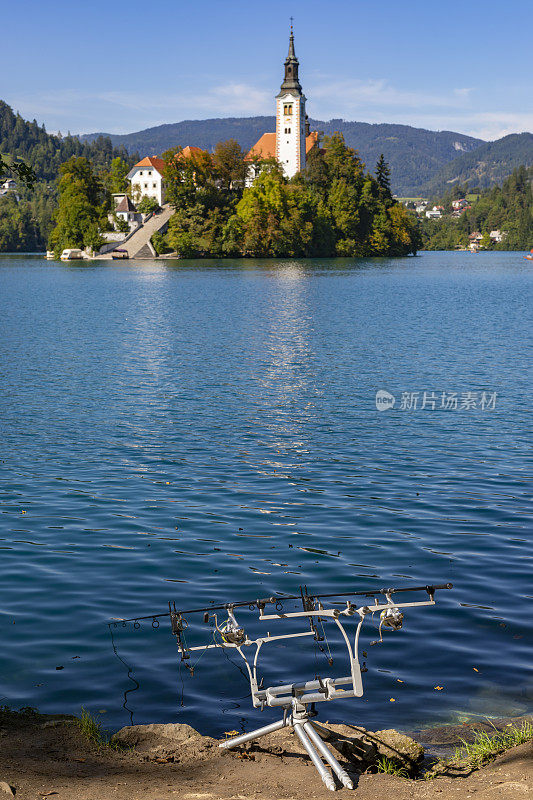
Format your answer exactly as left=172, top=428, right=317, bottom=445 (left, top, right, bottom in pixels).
left=127, top=156, right=166, bottom=206
left=127, top=146, right=207, bottom=207
left=246, top=28, right=319, bottom=183
left=114, top=195, right=141, bottom=227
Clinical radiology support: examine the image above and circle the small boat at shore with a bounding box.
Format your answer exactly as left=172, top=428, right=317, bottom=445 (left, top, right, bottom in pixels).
left=524, top=249, right=533, bottom=261
left=111, top=248, right=129, bottom=260
left=60, top=248, right=84, bottom=261
left=45, top=250, right=55, bottom=260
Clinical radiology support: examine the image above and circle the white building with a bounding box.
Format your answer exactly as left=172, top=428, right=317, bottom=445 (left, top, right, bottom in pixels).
left=115, top=195, right=141, bottom=227
left=246, top=28, right=319, bottom=182
left=0, top=177, right=19, bottom=200
left=127, top=156, right=166, bottom=206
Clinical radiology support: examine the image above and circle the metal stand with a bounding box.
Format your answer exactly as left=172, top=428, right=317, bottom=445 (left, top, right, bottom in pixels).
left=114, top=583, right=452, bottom=792
left=220, top=699, right=353, bottom=791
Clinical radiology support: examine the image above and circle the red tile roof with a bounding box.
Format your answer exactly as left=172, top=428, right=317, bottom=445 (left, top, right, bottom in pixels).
left=179, top=145, right=206, bottom=159
left=132, top=156, right=166, bottom=173
left=246, top=131, right=320, bottom=162
left=246, top=133, right=277, bottom=161
left=305, top=131, right=319, bottom=153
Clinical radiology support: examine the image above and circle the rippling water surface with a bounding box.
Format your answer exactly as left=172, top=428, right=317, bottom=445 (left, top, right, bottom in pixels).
left=0, top=252, right=531, bottom=736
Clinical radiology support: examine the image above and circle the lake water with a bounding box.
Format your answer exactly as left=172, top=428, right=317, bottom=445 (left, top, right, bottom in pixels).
left=0, top=252, right=531, bottom=737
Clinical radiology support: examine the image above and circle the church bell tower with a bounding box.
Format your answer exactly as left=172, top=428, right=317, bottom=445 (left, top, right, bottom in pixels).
left=276, top=24, right=307, bottom=179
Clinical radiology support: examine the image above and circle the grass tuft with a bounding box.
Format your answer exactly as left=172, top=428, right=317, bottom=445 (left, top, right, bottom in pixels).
left=452, top=721, right=533, bottom=770
left=76, top=707, right=124, bottom=751
left=375, top=756, right=410, bottom=778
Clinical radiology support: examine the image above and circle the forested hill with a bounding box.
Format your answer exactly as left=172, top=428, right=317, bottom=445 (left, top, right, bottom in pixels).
left=422, top=166, right=532, bottom=251
left=0, top=101, right=135, bottom=182
left=0, top=101, right=138, bottom=252
left=80, top=117, right=483, bottom=195
left=420, top=133, right=533, bottom=196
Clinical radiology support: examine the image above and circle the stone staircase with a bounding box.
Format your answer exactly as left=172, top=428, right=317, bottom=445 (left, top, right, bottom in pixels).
left=99, top=204, right=174, bottom=259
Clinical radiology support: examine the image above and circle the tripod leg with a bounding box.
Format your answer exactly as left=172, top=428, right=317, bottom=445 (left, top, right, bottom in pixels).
left=219, top=717, right=287, bottom=749
left=309, top=719, right=334, bottom=739
left=293, top=722, right=336, bottom=791
left=303, top=721, right=354, bottom=789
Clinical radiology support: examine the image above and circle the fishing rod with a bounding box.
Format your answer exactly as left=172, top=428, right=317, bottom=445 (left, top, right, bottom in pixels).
left=113, top=583, right=453, bottom=624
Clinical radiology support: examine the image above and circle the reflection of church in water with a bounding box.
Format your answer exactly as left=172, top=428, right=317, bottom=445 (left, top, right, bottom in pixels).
left=246, top=26, right=319, bottom=183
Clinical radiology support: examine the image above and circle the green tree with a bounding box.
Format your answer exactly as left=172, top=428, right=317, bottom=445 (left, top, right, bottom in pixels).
left=212, top=139, right=246, bottom=191
left=114, top=215, right=130, bottom=233
left=104, top=156, right=130, bottom=194
left=151, top=231, right=171, bottom=254
left=49, top=156, right=105, bottom=255
left=375, top=154, right=392, bottom=199
left=229, top=164, right=315, bottom=257
left=163, top=146, right=217, bottom=210
left=480, top=231, right=492, bottom=249
left=137, top=196, right=160, bottom=213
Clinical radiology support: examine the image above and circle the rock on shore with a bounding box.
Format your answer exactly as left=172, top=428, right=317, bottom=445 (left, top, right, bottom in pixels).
left=112, top=720, right=424, bottom=775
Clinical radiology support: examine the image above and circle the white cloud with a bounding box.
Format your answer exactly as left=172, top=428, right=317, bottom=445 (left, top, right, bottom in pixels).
left=3, top=83, right=272, bottom=135
left=3, top=79, right=531, bottom=141
left=305, top=77, right=531, bottom=139
left=309, top=76, right=474, bottom=115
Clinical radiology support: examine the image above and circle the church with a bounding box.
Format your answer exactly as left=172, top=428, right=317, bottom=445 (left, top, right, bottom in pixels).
left=246, top=27, right=319, bottom=183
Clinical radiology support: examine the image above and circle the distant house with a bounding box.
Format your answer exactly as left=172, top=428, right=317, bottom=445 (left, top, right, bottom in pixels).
left=451, top=204, right=471, bottom=218
left=115, top=195, right=141, bottom=226
left=0, top=177, right=19, bottom=201
left=468, top=231, right=483, bottom=250
left=451, top=199, right=469, bottom=210
left=489, top=229, right=506, bottom=243
left=127, top=156, right=166, bottom=206
left=425, top=206, right=443, bottom=219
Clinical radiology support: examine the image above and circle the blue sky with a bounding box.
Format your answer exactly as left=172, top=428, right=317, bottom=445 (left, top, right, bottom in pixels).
left=3, top=0, right=532, bottom=140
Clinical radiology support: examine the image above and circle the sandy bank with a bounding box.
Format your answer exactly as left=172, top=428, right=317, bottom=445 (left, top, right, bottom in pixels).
left=0, top=709, right=531, bottom=800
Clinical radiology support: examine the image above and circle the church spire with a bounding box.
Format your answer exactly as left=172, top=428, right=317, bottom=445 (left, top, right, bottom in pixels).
left=279, top=20, right=302, bottom=93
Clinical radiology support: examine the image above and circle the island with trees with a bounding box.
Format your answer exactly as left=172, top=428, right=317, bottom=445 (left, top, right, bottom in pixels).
left=155, top=135, right=421, bottom=258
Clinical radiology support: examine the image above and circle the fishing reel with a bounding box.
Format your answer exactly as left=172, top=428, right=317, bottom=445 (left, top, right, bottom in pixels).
left=380, top=606, right=404, bottom=631
left=370, top=594, right=404, bottom=645
left=219, top=607, right=246, bottom=646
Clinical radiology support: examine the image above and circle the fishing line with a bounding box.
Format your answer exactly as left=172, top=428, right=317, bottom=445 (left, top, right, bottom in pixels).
left=108, top=624, right=140, bottom=726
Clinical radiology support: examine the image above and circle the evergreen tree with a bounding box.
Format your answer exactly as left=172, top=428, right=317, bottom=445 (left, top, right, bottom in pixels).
left=375, top=154, right=392, bottom=198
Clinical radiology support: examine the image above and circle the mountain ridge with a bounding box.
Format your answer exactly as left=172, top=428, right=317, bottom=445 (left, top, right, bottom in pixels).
left=419, top=133, right=533, bottom=196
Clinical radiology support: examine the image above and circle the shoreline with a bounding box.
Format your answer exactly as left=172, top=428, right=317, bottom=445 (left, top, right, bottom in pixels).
left=0, top=247, right=531, bottom=258
left=1, top=707, right=530, bottom=799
